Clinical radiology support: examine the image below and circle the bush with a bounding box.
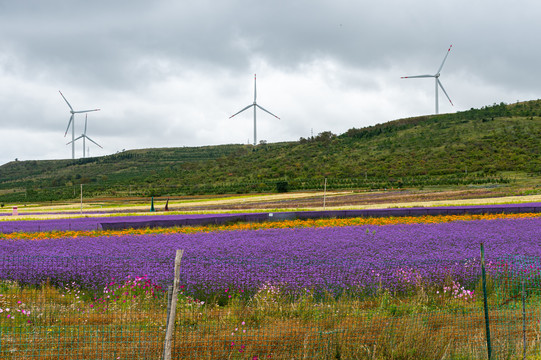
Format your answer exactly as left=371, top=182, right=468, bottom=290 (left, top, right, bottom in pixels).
left=276, top=181, right=288, bottom=193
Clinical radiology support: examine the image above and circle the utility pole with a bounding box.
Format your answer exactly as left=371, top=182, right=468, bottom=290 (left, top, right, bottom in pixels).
left=80, top=184, right=83, bottom=214
left=323, top=178, right=327, bottom=210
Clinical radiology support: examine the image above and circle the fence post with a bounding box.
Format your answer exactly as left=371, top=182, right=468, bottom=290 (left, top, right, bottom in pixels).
left=163, top=249, right=184, bottom=360
left=522, top=277, right=526, bottom=360
left=481, top=243, right=492, bottom=359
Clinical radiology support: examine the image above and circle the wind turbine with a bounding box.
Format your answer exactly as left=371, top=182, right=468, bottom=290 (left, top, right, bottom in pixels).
left=59, top=91, right=100, bottom=159
left=229, top=74, right=280, bottom=146
left=401, top=45, right=454, bottom=114
left=66, top=114, right=102, bottom=158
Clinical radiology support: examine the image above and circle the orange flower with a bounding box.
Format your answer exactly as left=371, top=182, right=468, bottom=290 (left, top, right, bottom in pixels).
left=1, top=212, right=540, bottom=241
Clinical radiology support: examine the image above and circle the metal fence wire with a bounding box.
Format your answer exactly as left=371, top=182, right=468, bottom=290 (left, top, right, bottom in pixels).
left=2, top=252, right=541, bottom=359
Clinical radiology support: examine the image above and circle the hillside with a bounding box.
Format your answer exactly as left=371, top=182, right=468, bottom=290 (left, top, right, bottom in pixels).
left=1, top=100, right=540, bottom=202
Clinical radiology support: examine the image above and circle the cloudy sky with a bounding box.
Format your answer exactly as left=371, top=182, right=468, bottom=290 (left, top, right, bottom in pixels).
left=0, top=0, right=539, bottom=166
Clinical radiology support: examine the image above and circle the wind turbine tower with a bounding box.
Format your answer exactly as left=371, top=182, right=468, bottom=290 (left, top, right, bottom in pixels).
left=59, top=91, right=100, bottom=159
left=66, top=114, right=103, bottom=158
left=229, top=74, right=280, bottom=146
left=401, top=45, right=454, bottom=114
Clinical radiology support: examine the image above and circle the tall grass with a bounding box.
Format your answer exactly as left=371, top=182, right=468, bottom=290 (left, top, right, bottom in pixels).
left=2, top=274, right=541, bottom=359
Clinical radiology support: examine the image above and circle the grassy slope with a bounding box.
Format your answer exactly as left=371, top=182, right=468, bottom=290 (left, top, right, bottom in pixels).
left=0, top=100, right=540, bottom=197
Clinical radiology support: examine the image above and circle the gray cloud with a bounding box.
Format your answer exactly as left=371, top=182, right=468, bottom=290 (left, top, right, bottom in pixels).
left=0, top=0, right=539, bottom=165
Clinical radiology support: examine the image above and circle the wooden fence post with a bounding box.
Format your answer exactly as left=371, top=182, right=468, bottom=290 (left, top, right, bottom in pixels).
left=480, top=243, right=492, bottom=359
left=163, top=249, right=184, bottom=360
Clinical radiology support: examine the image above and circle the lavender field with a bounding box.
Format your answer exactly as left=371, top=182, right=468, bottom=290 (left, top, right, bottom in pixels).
left=2, top=213, right=541, bottom=359
left=0, top=213, right=240, bottom=232
left=1, top=216, right=539, bottom=300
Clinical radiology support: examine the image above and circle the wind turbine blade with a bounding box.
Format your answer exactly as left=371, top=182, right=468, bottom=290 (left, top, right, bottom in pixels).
left=85, top=136, right=103, bottom=148
left=64, top=114, right=74, bottom=137
left=254, top=74, right=257, bottom=103
left=437, top=79, right=453, bottom=106
left=256, top=104, right=280, bottom=119
left=66, top=135, right=83, bottom=145
left=229, top=104, right=253, bottom=118
left=59, top=91, right=73, bottom=111
left=84, top=115, right=88, bottom=135
left=74, top=109, right=100, bottom=114
left=401, top=75, right=435, bottom=79
left=437, top=44, right=452, bottom=74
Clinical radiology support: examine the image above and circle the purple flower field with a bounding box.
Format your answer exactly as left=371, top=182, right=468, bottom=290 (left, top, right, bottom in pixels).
left=0, top=213, right=239, bottom=233
left=1, top=216, right=539, bottom=299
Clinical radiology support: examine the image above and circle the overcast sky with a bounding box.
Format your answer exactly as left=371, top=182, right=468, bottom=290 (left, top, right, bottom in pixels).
left=0, top=0, right=539, bottom=166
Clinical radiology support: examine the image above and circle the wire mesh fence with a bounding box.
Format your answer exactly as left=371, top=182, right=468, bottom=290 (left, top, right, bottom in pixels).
left=2, top=252, right=541, bottom=359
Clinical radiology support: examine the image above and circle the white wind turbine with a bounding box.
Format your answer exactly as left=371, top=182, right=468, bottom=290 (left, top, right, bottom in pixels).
left=59, top=91, right=100, bottom=159
left=66, top=114, right=102, bottom=158
left=229, top=74, right=280, bottom=146
left=401, top=45, right=454, bottom=114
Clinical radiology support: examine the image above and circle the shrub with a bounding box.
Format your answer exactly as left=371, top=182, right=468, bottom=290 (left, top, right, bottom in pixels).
left=276, top=181, right=288, bottom=193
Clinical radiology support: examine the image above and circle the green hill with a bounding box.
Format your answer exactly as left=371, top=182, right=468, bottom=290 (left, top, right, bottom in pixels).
left=1, top=100, right=540, bottom=203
